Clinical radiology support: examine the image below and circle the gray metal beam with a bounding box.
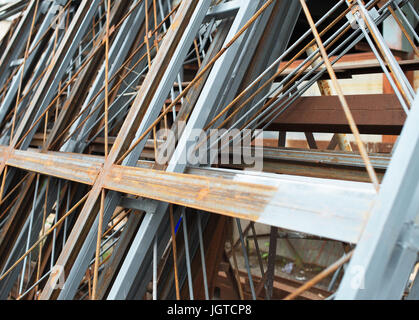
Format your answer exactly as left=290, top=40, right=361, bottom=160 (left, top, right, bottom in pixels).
left=0, top=0, right=41, bottom=90
left=14, top=0, right=101, bottom=151
left=54, top=0, right=211, bottom=300
left=336, top=91, right=419, bottom=299
left=107, top=0, right=260, bottom=299
left=0, top=2, right=57, bottom=126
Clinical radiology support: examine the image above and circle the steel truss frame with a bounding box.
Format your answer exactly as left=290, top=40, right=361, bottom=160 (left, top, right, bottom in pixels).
left=0, top=0, right=417, bottom=300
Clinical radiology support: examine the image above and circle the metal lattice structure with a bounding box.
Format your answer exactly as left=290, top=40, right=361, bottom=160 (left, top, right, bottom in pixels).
left=0, top=0, right=417, bottom=300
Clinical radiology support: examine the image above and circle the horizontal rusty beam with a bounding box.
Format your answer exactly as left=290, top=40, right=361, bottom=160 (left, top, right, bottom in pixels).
left=2, top=142, right=392, bottom=184
left=265, top=94, right=406, bottom=134
left=4, top=149, right=101, bottom=185
left=0, top=146, right=376, bottom=243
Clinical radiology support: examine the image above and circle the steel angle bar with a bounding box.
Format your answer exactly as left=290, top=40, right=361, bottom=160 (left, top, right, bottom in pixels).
left=377, top=238, right=418, bottom=299
left=102, top=166, right=374, bottom=244
left=207, top=0, right=344, bottom=132
left=4, top=148, right=101, bottom=185
left=118, top=1, right=212, bottom=168
left=50, top=0, right=210, bottom=300
left=356, top=0, right=415, bottom=104
left=64, top=1, right=148, bottom=154
left=241, top=147, right=390, bottom=170
left=1, top=0, right=416, bottom=300
left=356, top=15, right=410, bottom=114
left=166, top=18, right=232, bottom=158
left=182, top=208, right=194, bottom=299
left=106, top=0, right=214, bottom=300
left=10, top=31, right=58, bottom=117
left=336, top=91, right=419, bottom=300
left=0, top=11, right=96, bottom=262
left=0, top=0, right=29, bottom=21
left=107, top=0, right=260, bottom=299
left=406, top=0, right=419, bottom=21
left=241, top=4, right=393, bottom=151
left=145, top=208, right=208, bottom=301
left=0, top=177, right=58, bottom=299
left=207, top=0, right=278, bottom=129
left=18, top=174, right=39, bottom=295
left=95, top=213, right=144, bottom=300
left=204, top=0, right=241, bottom=23
left=231, top=0, right=302, bottom=128
left=393, top=2, right=419, bottom=43
left=0, top=2, right=57, bottom=126
left=0, top=144, right=376, bottom=245
left=0, top=0, right=41, bottom=90
left=125, top=208, right=180, bottom=300
left=10, top=0, right=101, bottom=152
left=168, top=0, right=259, bottom=174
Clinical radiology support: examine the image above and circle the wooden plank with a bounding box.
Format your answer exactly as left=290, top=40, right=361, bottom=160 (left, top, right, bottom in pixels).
left=265, top=94, right=406, bottom=134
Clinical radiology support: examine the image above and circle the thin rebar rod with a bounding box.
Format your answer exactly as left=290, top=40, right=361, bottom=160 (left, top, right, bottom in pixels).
left=169, top=205, right=180, bottom=300
left=0, top=192, right=90, bottom=282
left=181, top=208, right=194, bottom=300
left=358, top=1, right=415, bottom=103
left=236, top=219, right=256, bottom=300
left=19, top=173, right=40, bottom=294
left=117, top=0, right=276, bottom=164
left=197, top=213, right=209, bottom=300
left=157, top=0, right=177, bottom=120
left=394, top=2, right=419, bottom=43
left=248, top=31, right=369, bottom=149
left=250, top=10, right=387, bottom=131
left=104, top=0, right=111, bottom=158
left=303, top=0, right=380, bottom=190
left=229, top=232, right=244, bottom=300
left=205, top=20, right=355, bottom=154
left=0, top=192, right=18, bottom=222
left=63, top=184, right=70, bottom=247
left=243, top=1, right=380, bottom=168
left=84, top=95, right=135, bottom=147
left=82, top=72, right=146, bottom=146
left=102, top=210, right=130, bottom=238
left=284, top=251, right=354, bottom=300
left=14, top=0, right=168, bottom=150
left=0, top=172, right=30, bottom=207
left=197, top=0, right=380, bottom=158
left=388, top=6, right=419, bottom=57
left=89, top=223, right=126, bottom=266
left=27, top=1, right=72, bottom=57
left=211, top=1, right=382, bottom=193
left=195, top=3, right=373, bottom=157
left=250, top=222, right=266, bottom=282
left=53, top=12, right=174, bottom=148
left=16, top=269, right=52, bottom=301
left=153, top=234, right=158, bottom=300
left=265, top=227, right=277, bottom=300
left=10, top=0, right=39, bottom=141
left=51, top=180, right=61, bottom=269
left=55, top=50, right=150, bottom=147
left=35, top=177, right=50, bottom=296
left=357, top=16, right=410, bottom=113
left=92, top=189, right=105, bottom=300
left=0, top=167, right=7, bottom=205
left=406, top=0, right=419, bottom=21
left=203, top=0, right=349, bottom=132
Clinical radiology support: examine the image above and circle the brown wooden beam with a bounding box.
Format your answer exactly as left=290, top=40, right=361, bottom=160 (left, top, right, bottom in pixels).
left=265, top=94, right=406, bottom=134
